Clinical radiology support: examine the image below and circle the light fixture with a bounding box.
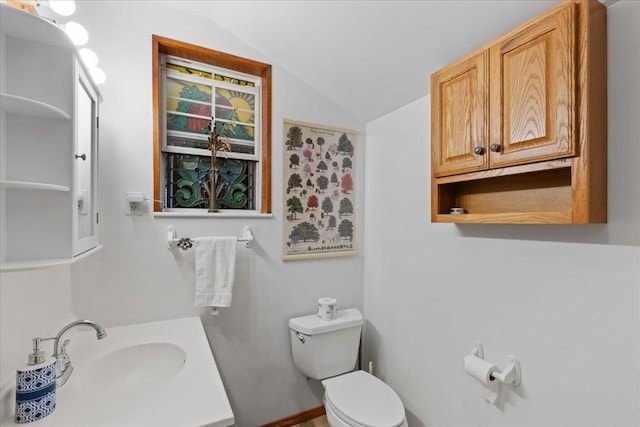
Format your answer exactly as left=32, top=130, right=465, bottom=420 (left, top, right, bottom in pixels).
left=49, top=0, right=76, bottom=16
left=79, top=48, right=98, bottom=68
left=64, top=21, right=88, bottom=46
left=89, top=67, right=106, bottom=85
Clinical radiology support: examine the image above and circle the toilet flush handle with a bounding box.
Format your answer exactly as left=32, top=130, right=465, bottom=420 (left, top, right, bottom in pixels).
left=295, top=331, right=305, bottom=344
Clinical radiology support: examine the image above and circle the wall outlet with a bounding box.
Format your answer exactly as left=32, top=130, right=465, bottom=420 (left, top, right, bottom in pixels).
left=125, top=192, right=145, bottom=216
left=126, top=201, right=143, bottom=216
left=129, top=201, right=141, bottom=214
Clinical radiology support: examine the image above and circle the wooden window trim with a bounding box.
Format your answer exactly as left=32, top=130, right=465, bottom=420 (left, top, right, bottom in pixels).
left=152, top=35, right=272, bottom=213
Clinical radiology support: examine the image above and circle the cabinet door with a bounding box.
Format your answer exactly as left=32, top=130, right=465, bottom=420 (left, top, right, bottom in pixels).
left=431, top=50, right=489, bottom=177
left=73, top=62, right=99, bottom=256
left=489, top=2, right=576, bottom=168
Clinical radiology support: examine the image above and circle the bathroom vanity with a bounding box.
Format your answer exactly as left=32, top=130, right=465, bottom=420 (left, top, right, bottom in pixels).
left=0, top=317, right=234, bottom=426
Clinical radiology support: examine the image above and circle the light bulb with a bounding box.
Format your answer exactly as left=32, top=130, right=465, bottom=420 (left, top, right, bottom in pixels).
left=79, top=48, right=98, bottom=68
left=49, top=0, right=76, bottom=16
left=64, top=21, right=88, bottom=46
left=89, top=67, right=106, bottom=85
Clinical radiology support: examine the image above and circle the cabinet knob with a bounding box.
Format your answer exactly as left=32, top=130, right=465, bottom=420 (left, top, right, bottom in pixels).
left=490, top=144, right=501, bottom=153
left=473, top=146, right=484, bottom=155
left=75, top=154, right=86, bottom=161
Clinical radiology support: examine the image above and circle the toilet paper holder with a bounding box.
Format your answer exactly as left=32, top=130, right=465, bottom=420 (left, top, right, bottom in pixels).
left=468, top=341, right=521, bottom=387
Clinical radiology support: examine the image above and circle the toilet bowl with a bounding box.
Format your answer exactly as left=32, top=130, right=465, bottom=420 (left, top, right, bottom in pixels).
left=289, top=308, right=409, bottom=427
left=323, top=370, right=408, bottom=427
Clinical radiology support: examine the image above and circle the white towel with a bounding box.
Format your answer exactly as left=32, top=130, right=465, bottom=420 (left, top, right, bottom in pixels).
left=194, top=236, right=237, bottom=308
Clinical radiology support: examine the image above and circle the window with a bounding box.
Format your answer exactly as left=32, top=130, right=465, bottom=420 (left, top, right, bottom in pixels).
left=153, top=35, right=272, bottom=213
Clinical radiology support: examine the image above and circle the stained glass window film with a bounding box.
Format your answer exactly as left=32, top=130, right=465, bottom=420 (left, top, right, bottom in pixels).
left=161, top=54, right=261, bottom=211
left=165, top=77, right=212, bottom=137
left=153, top=35, right=272, bottom=214
left=162, top=55, right=258, bottom=158
left=164, top=153, right=256, bottom=210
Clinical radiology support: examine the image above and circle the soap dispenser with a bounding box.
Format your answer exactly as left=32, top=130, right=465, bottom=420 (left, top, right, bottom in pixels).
left=15, top=338, right=57, bottom=423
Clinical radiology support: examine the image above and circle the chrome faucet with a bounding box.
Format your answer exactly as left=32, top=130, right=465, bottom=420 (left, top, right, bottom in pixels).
left=52, top=320, right=107, bottom=387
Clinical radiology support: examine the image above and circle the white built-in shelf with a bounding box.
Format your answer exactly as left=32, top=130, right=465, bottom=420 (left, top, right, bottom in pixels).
left=1, top=258, right=71, bottom=273
left=0, top=93, right=70, bottom=120
left=0, top=245, right=102, bottom=273
left=0, top=4, right=73, bottom=49
left=0, top=180, right=70, bottom=192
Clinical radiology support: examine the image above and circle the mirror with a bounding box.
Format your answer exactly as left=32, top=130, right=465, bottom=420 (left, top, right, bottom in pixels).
left=75, top=65, right=99, bottom=254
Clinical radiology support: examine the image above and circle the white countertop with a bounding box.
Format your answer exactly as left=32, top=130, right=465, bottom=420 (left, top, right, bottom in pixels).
left=0, top=317, right=234, bottom=427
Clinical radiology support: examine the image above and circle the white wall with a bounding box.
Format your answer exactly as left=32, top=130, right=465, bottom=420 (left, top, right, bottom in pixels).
left=0, top=267, right=73, bottom=388
left=362, top=2, right=640, bottom=427
left=64, top=1, right=365, bottom=426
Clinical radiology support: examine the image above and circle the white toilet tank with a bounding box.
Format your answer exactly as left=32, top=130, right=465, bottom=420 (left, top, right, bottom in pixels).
left=289, top=308, right=363, bottom=380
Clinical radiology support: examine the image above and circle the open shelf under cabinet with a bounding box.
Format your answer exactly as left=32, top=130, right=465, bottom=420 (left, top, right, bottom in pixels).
left=433, top=163, right=576, bottom=224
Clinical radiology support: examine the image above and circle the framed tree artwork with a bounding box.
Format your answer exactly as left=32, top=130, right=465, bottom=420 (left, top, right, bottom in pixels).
left=283, top=119, right=358, bottom=260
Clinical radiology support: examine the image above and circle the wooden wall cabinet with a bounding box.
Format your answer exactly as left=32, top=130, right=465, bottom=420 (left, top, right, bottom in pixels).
left=431, top=0, right=606, bottom=224
left=0, top=4, right=102, bottom=271
left=432, top=50, right=489, bottom=177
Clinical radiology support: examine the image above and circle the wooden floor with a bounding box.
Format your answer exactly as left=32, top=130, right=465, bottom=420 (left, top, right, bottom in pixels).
left=291, top=415, right=330, bottom=427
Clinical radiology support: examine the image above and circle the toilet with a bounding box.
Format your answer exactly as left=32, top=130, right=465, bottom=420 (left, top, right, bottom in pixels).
left=289, top=308, right=408, bottom=427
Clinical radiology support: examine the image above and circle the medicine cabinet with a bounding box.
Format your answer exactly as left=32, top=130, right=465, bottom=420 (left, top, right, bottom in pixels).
left=0, top=4, right=102, bottom=271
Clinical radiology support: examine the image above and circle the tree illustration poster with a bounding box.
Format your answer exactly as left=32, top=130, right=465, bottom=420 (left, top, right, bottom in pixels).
left=283, top=119, right=357, bottom=260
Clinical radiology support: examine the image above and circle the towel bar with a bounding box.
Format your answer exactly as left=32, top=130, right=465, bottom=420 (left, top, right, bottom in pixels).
left=167, top=226, right=254, bottom=250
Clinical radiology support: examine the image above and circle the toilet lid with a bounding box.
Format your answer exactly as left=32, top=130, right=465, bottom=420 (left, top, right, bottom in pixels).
left=324, top=371, right=405, bottom=427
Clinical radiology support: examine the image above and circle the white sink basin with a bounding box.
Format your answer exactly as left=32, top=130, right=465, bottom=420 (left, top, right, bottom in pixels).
left=0, top=317, right=234, bottom=427
left=73, top=342, right=187, bottom=400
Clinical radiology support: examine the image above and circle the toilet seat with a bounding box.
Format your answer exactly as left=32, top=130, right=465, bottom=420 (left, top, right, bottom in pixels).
left=323, top=370, right=406, bottom=427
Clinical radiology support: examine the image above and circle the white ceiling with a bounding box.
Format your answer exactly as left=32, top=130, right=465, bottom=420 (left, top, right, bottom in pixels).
left=162, top=1, right=567, bottom=123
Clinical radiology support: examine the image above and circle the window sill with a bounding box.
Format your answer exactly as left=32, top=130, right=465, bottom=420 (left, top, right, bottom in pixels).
left=154, top=211, right=273, bottom=219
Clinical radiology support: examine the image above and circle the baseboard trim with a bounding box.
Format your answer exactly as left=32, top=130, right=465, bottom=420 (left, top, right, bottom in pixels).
left=259, top=406, right=326, bottom=427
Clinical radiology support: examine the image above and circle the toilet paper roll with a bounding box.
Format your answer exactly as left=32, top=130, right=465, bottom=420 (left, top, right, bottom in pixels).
left=15, top=357, right=57, bottom=423
left=317, top=297, right=337, bottom=321
left=464, top=354, right=499, bottom=404
left=464, top=354, right=498, bottom=385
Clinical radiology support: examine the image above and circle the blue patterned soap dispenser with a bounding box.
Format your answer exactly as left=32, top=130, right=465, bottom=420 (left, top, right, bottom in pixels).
left=15, top=338, right=57, bottom=423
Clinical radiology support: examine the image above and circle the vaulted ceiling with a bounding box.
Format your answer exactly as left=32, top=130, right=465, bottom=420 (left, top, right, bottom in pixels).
left=162, top=1, right=567, bottom=123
